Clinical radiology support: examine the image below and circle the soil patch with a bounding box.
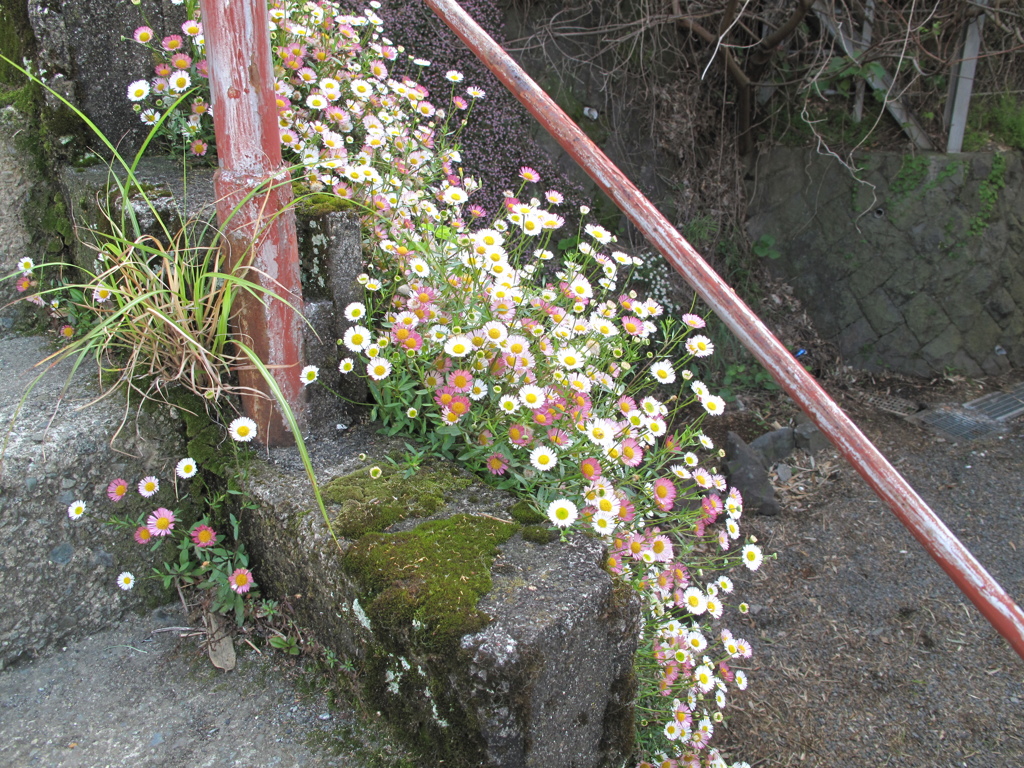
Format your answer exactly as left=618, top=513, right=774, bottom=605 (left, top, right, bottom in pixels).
left=714, top=372, right=1024, bottom=767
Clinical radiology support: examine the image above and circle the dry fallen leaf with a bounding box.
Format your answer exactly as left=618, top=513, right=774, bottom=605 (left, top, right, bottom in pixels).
left=206, top=612, right=236, bottom=671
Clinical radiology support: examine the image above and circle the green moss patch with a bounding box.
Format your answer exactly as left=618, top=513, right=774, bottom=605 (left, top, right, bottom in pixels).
left=322, top=463, right=472, bottom=539
left=521, top=525, right=557, bottom=544
left=343, top=514, right=519, bottom=651
left=508, top=498, right=545, bottom=525
left=294, top=188, right=359, bottom=218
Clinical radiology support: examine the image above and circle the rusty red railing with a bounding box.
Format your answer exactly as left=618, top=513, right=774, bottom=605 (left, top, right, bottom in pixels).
left=200, top=0, right=306, bottom=446
left=423, top=0, right=1024, bottom=659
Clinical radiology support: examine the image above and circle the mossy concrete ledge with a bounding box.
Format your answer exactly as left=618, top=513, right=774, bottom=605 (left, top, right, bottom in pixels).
left=241, top=434, right=640, bottom=768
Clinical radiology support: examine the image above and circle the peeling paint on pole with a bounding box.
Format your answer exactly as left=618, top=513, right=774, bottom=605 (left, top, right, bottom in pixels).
left=200, top=0, right=305, bottom=446
left=423, top=0, right=1024, bottom=660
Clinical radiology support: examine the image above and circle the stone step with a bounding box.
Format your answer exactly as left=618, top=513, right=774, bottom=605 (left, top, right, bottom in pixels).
left=0, top=335, right=187, bottom=668
left=242, top=436, right=639, bottom=768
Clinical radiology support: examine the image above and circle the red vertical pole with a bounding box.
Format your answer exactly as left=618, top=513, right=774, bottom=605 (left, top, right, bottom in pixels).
left=199, top=0, right=305, bottom=446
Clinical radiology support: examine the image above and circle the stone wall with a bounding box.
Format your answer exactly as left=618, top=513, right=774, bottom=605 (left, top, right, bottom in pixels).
left=27, top=0, right=184, bottom=155
left=746, top=148, right=1024, bottom=377
left=0, top=107, right=35, bottom=320
left=242, top=442, right=639, bottom=768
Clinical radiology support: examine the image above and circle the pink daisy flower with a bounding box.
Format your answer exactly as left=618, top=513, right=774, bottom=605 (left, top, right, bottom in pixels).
left=170, top=52, right=192, bottom=70
left=681, top=313, right=706, bottom=329
left=580, top=458, right=602, bottom=481
left=485, top=453, right=508, bottom=476
left=161, top=34, right=184, bottom=52
left=546, top=428, right=571, bottom=447
left=650, top=535, right=674, bottom=562
left=138, top=476, right=159, bottom=498
left=508, top=423, right=533, bottom=447
left=446, top=369, right=474, bottom=393
left=652, top=477, right=677, bottom=512
left=229, top=567, right=255, bottom=594
left=134, top=526, right=153, bottom=545
left=107, top=478, right=129, bottom=501
left=518, top=166, right=540, bottom=183
left=190, top=524, right=217, bottom=548
left=619, top=438, right=644, bottom=468
left=146, top=507, right=176, bottom=537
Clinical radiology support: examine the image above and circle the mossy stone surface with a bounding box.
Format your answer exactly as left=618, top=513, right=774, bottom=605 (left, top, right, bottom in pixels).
left=508, top=498, right=544, bottom=525
left=322, top=463, right=472, bottom=539
left=343, top=513, right=518, bottom=652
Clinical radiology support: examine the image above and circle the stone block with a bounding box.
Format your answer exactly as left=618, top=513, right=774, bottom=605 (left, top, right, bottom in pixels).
left=847, top=258, right=897, bottom=301
left=839, top=316, right=879, bottom=366
left=902, top=292, right=950, bottom=346
left=725, top=432, right=779, bottom=516
left=241, top=439, right=639, bottom=768
left=873, top=325, right=922, bottom=365
left=59, top=158, right=216, bottom=269
left=0, top=108, right=38, bottom=319
left=858, top=288, right=903, bottom=337
left=919, top=323, right=963, bottom=371
left=794, top=420, right=831, bottom=455
left=0, top=336, right=185, bottom=668
left=28, top=0, right=187, bottom=156
left=985, top=286, right=1017, bottom=325
left=961, top=313, right=1005, bottom=365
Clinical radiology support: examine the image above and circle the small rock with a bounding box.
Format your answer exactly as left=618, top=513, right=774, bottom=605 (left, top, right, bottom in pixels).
left=149, top=732, right=164, bottom=747
left=725, top=432, right=780, bottom=516
left=776, top=463, right=792, bottom=483
left=749, top=427, right=795, bottom=467
left=48, top=542, right=74, bottom=565
left=794, top=420, right=830, bottom=454
left=318, top=713, right=331, bottom=721
left=91, top=548, right=114, bottom=568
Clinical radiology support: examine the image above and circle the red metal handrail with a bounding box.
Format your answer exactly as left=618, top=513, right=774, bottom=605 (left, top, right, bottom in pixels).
left=423, top=0, right=1024, bottom=660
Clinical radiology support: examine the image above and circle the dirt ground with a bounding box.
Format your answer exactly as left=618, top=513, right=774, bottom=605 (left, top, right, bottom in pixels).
left=709, top=369, right=1024, bottom=768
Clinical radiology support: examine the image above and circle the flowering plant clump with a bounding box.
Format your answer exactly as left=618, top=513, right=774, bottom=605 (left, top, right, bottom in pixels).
left=106, top=459, right=259, bottom=625
left=113, top=1, right=768, bottom=763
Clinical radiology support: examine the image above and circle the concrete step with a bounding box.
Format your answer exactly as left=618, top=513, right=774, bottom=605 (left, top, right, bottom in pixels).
left=0, top=334, right=187, bottom=668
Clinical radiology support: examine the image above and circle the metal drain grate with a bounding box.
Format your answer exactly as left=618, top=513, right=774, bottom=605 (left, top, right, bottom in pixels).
left=963, top=382, right=1024, bottom=422
left=916, top=406, right=1007, bottom=441
left=850, top=391, right=920, bottom=416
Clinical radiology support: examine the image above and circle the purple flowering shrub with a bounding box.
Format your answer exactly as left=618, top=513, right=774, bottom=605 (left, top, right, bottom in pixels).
left=372, top=0, right=586, bottom=216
